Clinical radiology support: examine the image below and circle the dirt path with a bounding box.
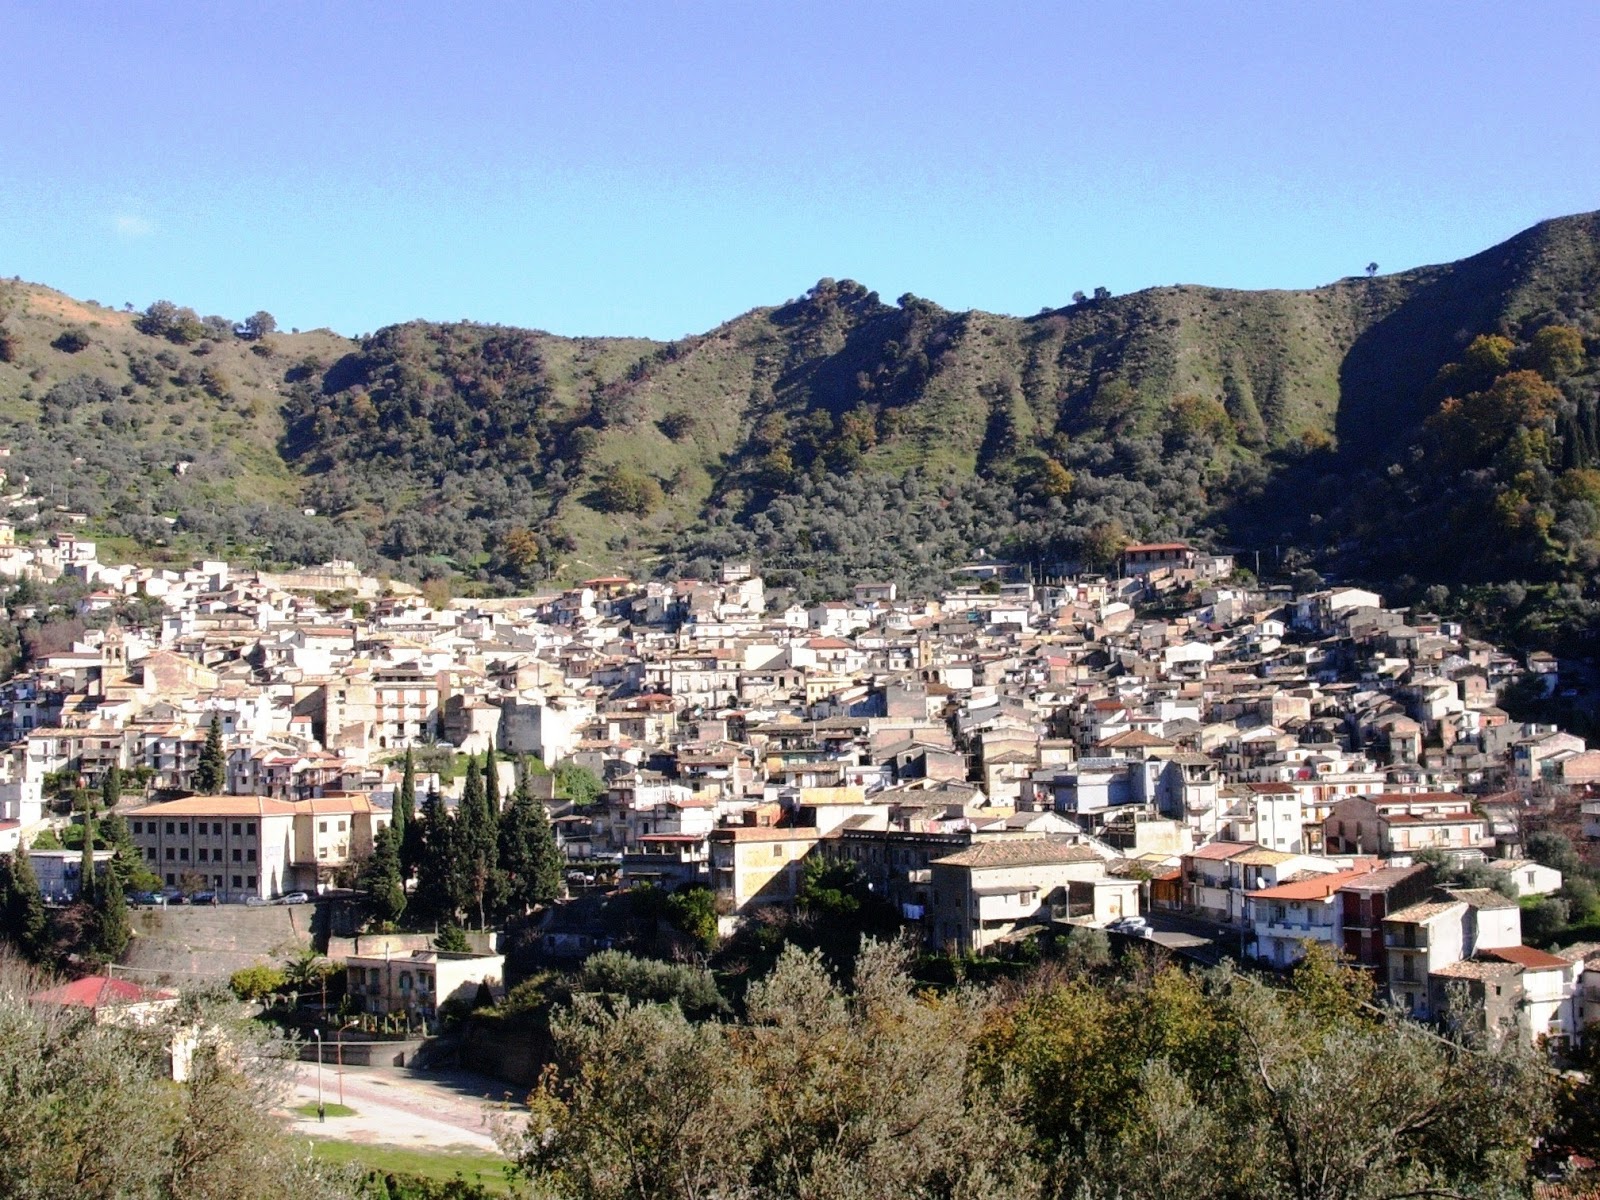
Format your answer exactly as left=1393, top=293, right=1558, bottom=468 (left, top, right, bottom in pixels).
left=286, top=1062, right=522, bottom=1151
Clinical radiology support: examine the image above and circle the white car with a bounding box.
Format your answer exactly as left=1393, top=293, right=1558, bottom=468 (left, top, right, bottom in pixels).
left=1107, top=916, right=1150, bottom=934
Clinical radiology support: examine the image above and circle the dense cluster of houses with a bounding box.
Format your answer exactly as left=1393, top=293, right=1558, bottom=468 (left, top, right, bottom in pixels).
left=5, top=534, right=1600, bottom=1045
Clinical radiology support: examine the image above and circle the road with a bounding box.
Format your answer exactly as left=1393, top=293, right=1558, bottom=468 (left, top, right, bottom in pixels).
left=286, top=1062, right=523, bottom=1152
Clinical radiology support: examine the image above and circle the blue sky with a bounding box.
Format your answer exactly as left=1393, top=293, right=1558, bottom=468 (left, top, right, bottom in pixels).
left=3, top=2, right=1598, bottom=340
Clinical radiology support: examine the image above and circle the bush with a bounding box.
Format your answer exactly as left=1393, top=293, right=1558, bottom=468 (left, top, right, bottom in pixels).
left=578, top=948, right=725, bottom=1017
left=229, top=963, right=287, bottom=1001
left=51, top=328, right=90, bottom=353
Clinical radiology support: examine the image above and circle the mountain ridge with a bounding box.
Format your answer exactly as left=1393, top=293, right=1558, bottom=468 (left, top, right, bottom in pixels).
left=1, top=209, right=1598, bottom=642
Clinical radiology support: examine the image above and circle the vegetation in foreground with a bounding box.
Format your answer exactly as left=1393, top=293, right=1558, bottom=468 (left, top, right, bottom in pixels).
left=495, top=938, right=1567, bottom=1200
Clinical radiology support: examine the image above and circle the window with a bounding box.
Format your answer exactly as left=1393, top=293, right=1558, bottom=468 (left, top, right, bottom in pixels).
left=197, top=849, right=208, bottom=862
left=179, top=822, right=188, bottom=834
left=179, top=848, right=189, bottom=861
left=247, top=849, right=256, bottom=862
left=772, top=844, right=782, bottom=858
left=132, top=821, right=142, bottom=834
left=246, top=822, right=256, bottom=835
left=165, top=873, right=174, bottom=885
left=146, top=847, right=156, bottom=861
left=232, top=822, right=242, bottom=836
left=246, top=876, right=255, bottom=888
left=166, top=848, right=175, bottom=860
left=232, top=876, right=242, bottom=889
left=166, top=822, right=175, bottom=835
left=337, top=820, right=346, bottom=832
left=233, top=848, right=242, bottom=862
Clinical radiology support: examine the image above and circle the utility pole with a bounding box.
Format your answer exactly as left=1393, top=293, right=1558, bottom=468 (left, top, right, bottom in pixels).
left=313, top=1029, right=324, bottom=1121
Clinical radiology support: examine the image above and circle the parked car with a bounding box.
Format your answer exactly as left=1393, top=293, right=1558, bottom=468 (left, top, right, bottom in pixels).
left=1107, top=916, right=1150, bottom=934
left=278, top=891, right=311, bottom=904
left=130, top=891, right=161, bottom=906
left=192, top=891, right=217, bottom=905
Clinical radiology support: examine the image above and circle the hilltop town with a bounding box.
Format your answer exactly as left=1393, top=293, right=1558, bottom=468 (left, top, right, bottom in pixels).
left=4, top=530, right=1600, bottom=1051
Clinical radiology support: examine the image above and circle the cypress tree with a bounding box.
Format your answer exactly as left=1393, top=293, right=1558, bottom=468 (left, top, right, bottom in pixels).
left=484, top=740, right=501, bottom=829
left=78, top=798, right=97, bottom=906
left=359, top=824, right=407, bottom=927
left=0, top=850, right=48, bottom=962
left=194, top=712, right=226, bottom=793
left=457, top=755, right=499, bottom=929
left=92, top=869, right=130, bottom=962
left=499, top=756, right=563, bottom=914
left=101, top=764, right=121, bottom=812
left=415, top=787, right=464, bottom=926
left=398, top=749, right=425, bottom=882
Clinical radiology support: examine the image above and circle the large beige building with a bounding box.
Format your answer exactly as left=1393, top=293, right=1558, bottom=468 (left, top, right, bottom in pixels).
left=128, top=792, right=388, bottom=900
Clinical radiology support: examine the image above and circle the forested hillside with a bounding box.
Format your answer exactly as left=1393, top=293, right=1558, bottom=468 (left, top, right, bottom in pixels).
left=1, top=210, right=1597, bottom=633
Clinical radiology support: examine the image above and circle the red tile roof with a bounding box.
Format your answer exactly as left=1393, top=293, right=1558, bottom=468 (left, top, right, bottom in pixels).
left=33, top=975, right=177, bottom=1009
left=1248, top=865, right=1378, bottom=901
left=1483, top=945, right=1575, bottom=971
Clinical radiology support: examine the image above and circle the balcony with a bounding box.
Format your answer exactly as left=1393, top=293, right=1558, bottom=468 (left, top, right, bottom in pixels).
left=1257, top=920, right=1329, bottom=941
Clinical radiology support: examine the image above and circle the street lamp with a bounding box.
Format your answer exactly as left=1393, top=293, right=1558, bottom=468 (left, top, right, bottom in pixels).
left=312, top=1029, right=324, bottom=1122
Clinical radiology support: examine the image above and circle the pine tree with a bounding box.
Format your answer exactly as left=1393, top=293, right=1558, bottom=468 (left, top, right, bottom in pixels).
left=92, top=869, right=130, bottom=962
left=359, top=824, right=407, bottom=927
left=414, top=787, right=464, bottom=926
left=194, top=712, right=226, bottom=793
left=100, top=810, right=153, bottom=893
left=499, top=756, right=563, bottom=914
left=0, top=851, right=48, bottom=962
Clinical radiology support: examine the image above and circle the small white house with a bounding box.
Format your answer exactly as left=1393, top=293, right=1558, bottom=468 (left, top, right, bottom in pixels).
left=1488, top=858, right=1563, bottom=897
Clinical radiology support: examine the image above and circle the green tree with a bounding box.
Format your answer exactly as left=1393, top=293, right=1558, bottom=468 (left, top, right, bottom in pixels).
left=0, top=851, right=48, bottom=962
left=238, top=310, right=277, bottom=340
left=665, top=885, right=719, bottom=952
left=228, top=963, right=287, bottom=1001
left=1527, top=324, right=1586, bottom=380
left=194, top=712, right=226, bottom=793
left=499, top=759, right=563, bottom=915
left=78, top=797, right=97, bottom=907
left=1528, top=829, right=1583, bottom=878
left=100, top=764, right=121, bottom=811
left=397, top=748, right=425, bottom=883
left=434, top=924, right=471, bottom=953
left=359, top=823, right=407, bottom=927
left=456, top=754, right=500, bottom=929
left=100, top=809, right=159, bottom=893
left=553, top=761, right=604, bottom=808
left=414, top=787, right=465, bottom=927
left=591, top=464, right=664, bottom=515
left=91, top=869, right=130, bottom=963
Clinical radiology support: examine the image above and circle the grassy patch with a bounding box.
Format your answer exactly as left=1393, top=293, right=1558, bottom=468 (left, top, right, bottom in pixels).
left=300, top=1139, right=514, bottom=1195
left=292, top=1102, right=358, bottom=1118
